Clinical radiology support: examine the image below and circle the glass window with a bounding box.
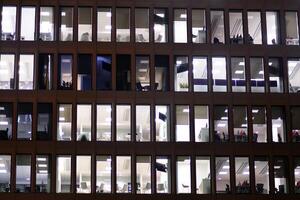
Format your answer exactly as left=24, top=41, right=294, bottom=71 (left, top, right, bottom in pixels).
left=116, top=8, right=130, bottom=42
left=212, top=57, right=227, bottom=92
left=1, top=6, right=16, bottom=40
left=266, top=11, right=280, bottom=45
left=0, top=155, right=11, bottom=192
left=39, top=7, right=54, bottom=41
left=195, top=106, right=209, bottom=142
left=0, top=54, right=15, bottom=90
left=155, top=55, right=169, bottom=91
left=247, top=11, right=262, bottom=44
left=116, top=156, right=131, bottom=193
left=116, top=105, right=131, bottom=141
left=156, top=156, right=170, bottom=193
left=196, top=157, right=211, bottom=194
left=271, top=106, right=286, bottom=143
left=192, top=9, right=206, bottom=43
left=176, top=156, right=191, bottom=193
left=60, top=7, right=73, bottom=41
left=173, top=9, right=187, bottom=43
left=274, top=157, right=289, bottom=194
left=285, top=12, right=299, bottom=45
left=250, top=57, right=265, bottom=93
left=176, top=105, right=190, bottom=142
left=18, top=54, right=34, bottom=90
left=97, top=8, right=112, bottom=42
left=58, top=55, right=72, bottom=90
left=116, top=55, right=131, bottom=91
left=76, top=104, right=92, bottom=141
left=288, top=58, right=300, bottom=93
left=136, top=56, right=150, bottom=91
left=17, top=103, right=32, bottom=140
left=233, top=106, right=248, bottom=142
left=214, top=106, right=229, bottom=143
left=76, top=156, right=91, bottom=193
left=252, top=106, right=267, bottom=143
left=254, top=157, right=269, bottom=194
left=38, top=54, right=53, bottom=90
left=211, top=11, right=225, bottom=44
left=231, top=57, right=246, bottom=92
left=36, top=155, right=51, bottom=193
left=175, top=56, right=189, bottom=92
left=136, top=105, right=150, bottom=142
left=235, top=157, right=250, bottom=193
left=135, top=8, right=149, bottom=43
left=57, top=104, right=72, bottom=141
left=20, top=7, right=36, bottom=41
left=78, top=7, right=92, bottom=42
left=215, top=156, right=230, bottom=193
left=96, top=55, right=112, bottom=90
left=96, top=105, right=112, bottom=141
left=56, top=156, right=71, bottom=193
left=155, top=105, right=170, bottom=142
left=77, top=54, right=92, bottom=91
left=269, top=58, right=283, bottom=93
left=229, top=12, right=244, bottom=44
left=37, top=103, right=52, bottom=141
left=291, top=107, right=300, bottom=142
left=16, top=155, right=31, bottom=192
left=193, top=56, right=208, bottom=92
left=0, top=103, right=13, bottom=140
left=154, top=9, right=168, bottom=43
left=136, top=156, right=151, bottom=194
left=294, top=157, right=300, bottom=194
left=96, top=156, right=111, bottom=193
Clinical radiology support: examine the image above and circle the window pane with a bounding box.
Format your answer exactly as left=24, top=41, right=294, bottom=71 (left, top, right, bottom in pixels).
left=196, top=157, right=211, bottom=194
left=252, top=106, right=267, bottom=143
left=96, top=55, right=112, bottom=90
left=96, top=156, right=111, bottom=193
left=116, top=156, right=131, bottom=193
left=39, top=7, right=54, bottom=41
left=212, top=57, right=227, bottom=92
left=155, top=105, right=170, bottom=142
left=254, top=157, right=269, bottom=194
left=17, top=103, right=32, bottom=140
left=36, top=155, right=51, bottom=193
left=116, top=55, right=131, bottom=91
left=176, top=156, right=191, bottom=193
left=58, top=55, right=72, bottom=90
left=175, top=56, right=189, bottom=92
left=288, top=58, right=300, bottom=93
left=231, top=57, right=246, bottom=92
left=57, top=104, right=72, bottom=141
left=0, top=155, right=11, bottom=192
left=1, top=6, right=16, bottom=40
left=77, top=54, right=92, bottom=91
left=271, top=106, right=286, bottom=143
left=96, top=105, right=112, bottom=141
left=116, top=105, right=131, bottom=141
left=291, top=107, right=300, bottom=142
left=211, top=11, right=225, bottom=44
left=116, top=8, right=130, bottom=42
left=269, top=58, right=283, bottom=93
left=266, top=11, right=280, bottom=45
left=233, top=106, right=248, bottom=142
left=156, top=156, right=170, bottom=193
left=247, top=12, right=262, bottom=44
left=285, top=12, right=299, bottom=45
left=76, top=156, right=91, bottom=193
left=294, top=157, right=300, bottom=194
left=214, top=106, right=229, bottom=142
left=76, top=105, right=91, bottom=141
left=193, top=56, right=208, bottom=92
left=20, top=7, right=36, bottom=41
left=136, top=156, right=151, bottom=194
left=136, top=56, right=150, bottom=91
left=154, top=9, right=168, bottom=43
left=135, top=8, right=149, bottom=42
left=215, top=157, right=230, bottom=193
left=97, top=8, right=112, bottom=42
left=274, top=157, right=289, bottom=194
left=155, top=55, right=169, bottom=91
left=18, top=54, right=34, bottom=90
left=174, top=9, right=187, bottom=43
left=176, top=105, right=190, bottom=142
left=60, top=7, right=73, bottom=41
left=235, top=157, right=250, bottom=193
left=192, top=9, right=206, bottom=43
left=78, top=7, right=92, bottom=42
left=0, top=54, right=14, bottom=89
left=16, top=155, right=31, bottom=192
left=250, top=57, right=265, bottom=93
left=229, top=12, right=244, bottom=44
left=194, top=106, right=209, bottom=142
left=136, top=105, right=150, bottom=142
left=56, top=156, right=71, bottom=193
left=0, top=103, right=13, bottom=140
left=37, top=103, right=52, bottom=141
left=38, top=54, right=53, bottom=90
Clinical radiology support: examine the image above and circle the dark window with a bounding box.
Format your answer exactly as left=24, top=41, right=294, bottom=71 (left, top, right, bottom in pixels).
left=96, top=55, right=112, bottom=90
left=116, top=55, right=131, bottom=90
left=155, top=55, right=169, bottom=91
left=37, top=103, right=52, bottom=140
left=58, top=55, right=73, bottom=90
left=273, top=157, right=289, bottom=194
left=38, top=54, right=53, bottom=90
left=77, top=54, right=92, bottom=91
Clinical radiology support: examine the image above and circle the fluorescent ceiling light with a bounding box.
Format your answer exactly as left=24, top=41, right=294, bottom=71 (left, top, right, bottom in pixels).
left=235, top=70, right=244, bottom=74
left=41, top=11, right=50, bottom=16
left=180, top=14, right=187, bottom=19
left=219, top=171, right=227, bottom=175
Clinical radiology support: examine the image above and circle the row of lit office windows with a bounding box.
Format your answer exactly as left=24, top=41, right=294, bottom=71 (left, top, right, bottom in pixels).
left=1, top=103, right=300, bottom=143
left=0, top=154, right=299, bottom=195
left=1, top=53, right=300, bottom=93
left=1, top=6, right=300, bottom=45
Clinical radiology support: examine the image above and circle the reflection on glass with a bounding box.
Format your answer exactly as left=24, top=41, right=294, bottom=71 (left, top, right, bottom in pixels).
left=175, top=56, right=189, bottom=92
left=154, top=9, right=168, bottom=43
left=212, top=57, right=227, bottom=92
left=96, top=105, right=112, bottom=141
left=285, top=12, right=299, bottom=45
left=97, top=8, right=112, bottom=42
left=136, top=105, right=150, bottom=142
left=37, top=103, right=52, bottom=141
left=211, top=11, right=225, bottom=44
left=247, top=12, right=262, bottom=44
left=252, top=106, right=267, bottom=143
left=135, top=9, right=149, bottom=43
left=1, top=6, right=17, bottom=40
left=38, top=54, right=53, bottom=90
left=96, top=156, right=111, bottom=193
left=214, top=106, right=229, bottom=142
left=77, top=54, right=92, bottom=91
left=294, top=158, right=300, bottom=194
left=136, top=156, right=151, bottom=194
left=96, top=55, right=112, bottom=90
left=17, top=103, right=32, bottom=140
left=155, top=105, right=170, bottom=142
left=57, top=104, right=72, bottom=141
left=156, top=156, right=170, bottom=193
left=0, top=54, right=15, bottom=90
left=155, top=55, right=169, bottom=91
left=58, top=55, right=72, bottom=90
left=116, top=156, right=131, bottom=193
left=288, top=59, right=300, bottom=93
left=39, top=7, right=54, bottom=41
left=291, top=107, right=300, bottom=142
left=56, top=156, right=71, bottom=193
left=269, top=58, right=283, bottom=93
left=36, top=155, right=51, bottom=193
left=76, top=104, right=92, bottom=141
left=215, top=157, right=230, bottom=193
left=76, top=156, right=91, bottom=193
left=273, top=157, right=289, bottom=194
left=20, top=7, right=36, bottom=41
left=196, top=157, right=211, bottom=194
left=193, top=57, right=208, bottom=92
left=176, top=156, right=191, bottom=193
left=116, top=105, right=131, bottom=141
left=136, top=56, right=150, bottom=91
left=60, top=7, right=73, bottom=41
left=176, top=105, right=190, bottom=142
left=254, top=157, right=269, bottom=194
left=0, top=155, right=11, bottom=192
left=174, top=9, right=187, bottom=43
left=231, top=57, right=246, bottom=92
left=18, top=54, right=34, bottom=90
left=266, top=11, right=280, bottom=45
left=250, top=57, right=265, bottom=93
left=233, top=106, right=248, bottom=142
left=235, top=157, right=250, bottom=193
left=192, top=9, right=206, bottom=43
left=271, top=106, right=286, bottom=143
left=78, top=7, right=92, bottom=42
left=116, top=8, right=130, bottom=42
left=229, top=12, right=244, bottom=44
left=195, top=106, right=209, bottom=142
left=116, top=55, right=131, bottom=91
left=16, top=155, right=31, bottom=192
left=0, top=103, right=12, bottom=140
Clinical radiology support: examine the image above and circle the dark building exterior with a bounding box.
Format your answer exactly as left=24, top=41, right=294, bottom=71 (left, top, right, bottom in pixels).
left=1, top=0, right=300, bottom=200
